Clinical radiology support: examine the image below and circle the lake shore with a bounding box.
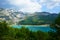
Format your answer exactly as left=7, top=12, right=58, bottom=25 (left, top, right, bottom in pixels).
left=10, top=24, right=50, bottom=27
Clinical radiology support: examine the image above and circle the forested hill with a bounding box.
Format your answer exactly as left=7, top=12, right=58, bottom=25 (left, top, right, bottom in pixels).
left=18, top=12, right=58, bottom=25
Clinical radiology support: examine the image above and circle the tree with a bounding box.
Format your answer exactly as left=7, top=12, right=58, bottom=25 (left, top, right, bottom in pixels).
left=0, top=21, right=9, bottom=40
left=0, top=21, right=48, bottom=40
left=48, top=13, right=60, bottom=40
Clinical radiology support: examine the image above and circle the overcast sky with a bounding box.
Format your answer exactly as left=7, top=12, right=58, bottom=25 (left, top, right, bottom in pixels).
left=0, top=0, right=60, bottom=13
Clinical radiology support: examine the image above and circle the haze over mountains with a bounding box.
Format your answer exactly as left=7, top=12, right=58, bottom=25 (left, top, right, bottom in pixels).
left=0, top=8, right=58, bottom=25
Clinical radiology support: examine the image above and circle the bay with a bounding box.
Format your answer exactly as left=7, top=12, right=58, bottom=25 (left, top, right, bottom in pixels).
left=12, top=25, right=51, bottom=32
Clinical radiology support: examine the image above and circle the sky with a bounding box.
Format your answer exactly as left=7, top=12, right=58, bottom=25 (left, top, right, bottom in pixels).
left=0, top=0, right=60, bottom=13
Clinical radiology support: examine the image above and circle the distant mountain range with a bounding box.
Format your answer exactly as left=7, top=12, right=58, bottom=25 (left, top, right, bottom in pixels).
left=18, top=12, right=58, bottom=25
left=0, top=8, right=58, bottom=25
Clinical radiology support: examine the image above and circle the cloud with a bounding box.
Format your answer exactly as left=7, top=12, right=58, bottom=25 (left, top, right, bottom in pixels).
left=47, top=0, right=60, bottom=9
left=39, top=0, right=60, bottom=9
left=6, top=0, right=42, bottom=12
left=6, top=0, right=60, bottom=12
left=20, top=2, right=41, bottom=12
left=47, top=3, right=60, bottom=9
left=52, top=0, right=60, bottom=3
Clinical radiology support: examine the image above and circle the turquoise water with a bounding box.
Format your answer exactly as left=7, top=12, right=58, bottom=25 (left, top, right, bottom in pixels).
left=12, top=25, right=51, bottom=32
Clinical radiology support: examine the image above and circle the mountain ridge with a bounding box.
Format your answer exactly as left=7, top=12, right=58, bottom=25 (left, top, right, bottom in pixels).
left=0, top=8, right=58, bottom=24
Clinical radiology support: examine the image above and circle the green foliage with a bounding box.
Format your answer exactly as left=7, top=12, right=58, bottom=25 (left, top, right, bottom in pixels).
left=0, top=21, right=48, bottom=40
left=0, top=21, right=9, bottom=40
left=48, top=13, right=60, bottom=40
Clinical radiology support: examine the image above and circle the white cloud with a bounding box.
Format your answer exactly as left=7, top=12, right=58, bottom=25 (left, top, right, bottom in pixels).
left=7, top=0, right=29, bottom=6
left=39, top=0, right=47, bottom=3
left=47, top=3, right=60, bottom=9
left=6, top=0, right=60, bottom=11
left=39, top=0, right=60, bottom=9
left=20, top=2, right=41, bottom=12
left=52, top=0, right=60, bottom=3
left=6, top=0, right=42, bottom=12
left=47, top=0, right=60, bottom=9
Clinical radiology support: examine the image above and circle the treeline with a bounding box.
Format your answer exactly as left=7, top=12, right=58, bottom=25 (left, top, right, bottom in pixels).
left=0, top=13, right=60, bottom=40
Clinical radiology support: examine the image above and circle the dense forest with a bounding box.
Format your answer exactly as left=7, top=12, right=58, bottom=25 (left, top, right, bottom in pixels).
left=0, top=13, right=60, bottom=40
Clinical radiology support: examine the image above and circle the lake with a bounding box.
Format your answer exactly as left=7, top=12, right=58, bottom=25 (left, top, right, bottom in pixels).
left=12, top=25, right=52, bottom=32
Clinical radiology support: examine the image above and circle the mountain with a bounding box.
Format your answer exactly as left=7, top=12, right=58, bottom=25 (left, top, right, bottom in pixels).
left=34, top=12, right=50, bottom=15
left=0, top=8, right=59, bottom=25
left=18, top=12, right=58, bottom=25
left=0, top=8, right=26, bottom=23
